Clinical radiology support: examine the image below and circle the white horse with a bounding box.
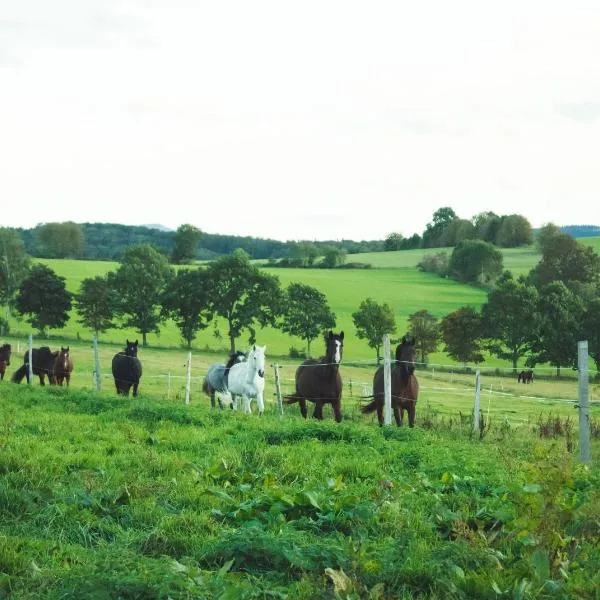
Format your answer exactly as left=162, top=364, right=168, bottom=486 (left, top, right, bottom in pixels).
left=226, top=344, right=266, bottom=414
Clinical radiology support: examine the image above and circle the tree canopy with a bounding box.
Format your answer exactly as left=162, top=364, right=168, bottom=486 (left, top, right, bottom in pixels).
left=440, top=306, right=484, bottom=365
left=171, top=224, right=202, bottom=264
left=76, top=276, right=118, bottom=337
left=352, top=298, right=397, bottom=363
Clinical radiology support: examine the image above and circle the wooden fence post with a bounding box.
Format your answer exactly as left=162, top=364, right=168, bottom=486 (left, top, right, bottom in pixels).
left=92, top=335, right=102, bottom=392
left=383, top=334, right=392, bottom=426
left=578, top=341, right=590, bottom=464
left=273, top=364, right=283, bottom=416
left=473, top=370, right=481, bottom=432
left=185, top=352, right=192, bottom=405
left=27, top=334, right=33, bottom=385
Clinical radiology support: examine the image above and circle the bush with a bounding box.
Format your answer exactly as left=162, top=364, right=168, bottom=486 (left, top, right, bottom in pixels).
left=289, top=346, right=303, bottom=358
left=417, top=252, right=449, bottom=277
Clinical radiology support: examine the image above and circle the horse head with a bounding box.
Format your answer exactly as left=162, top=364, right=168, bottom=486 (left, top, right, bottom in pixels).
left=0, top=343, right=10, bottom=365
left=396, top=335, right=416, bottom=379
left=249, top=344, right=266, bottom=378
left=326, top=331, right=344, bottom=365
left=124, top=339, right=139, bottom=357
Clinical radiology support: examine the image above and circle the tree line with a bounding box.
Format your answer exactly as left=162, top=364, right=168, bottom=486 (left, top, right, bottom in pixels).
left=2, top=224, right=598, bottom=374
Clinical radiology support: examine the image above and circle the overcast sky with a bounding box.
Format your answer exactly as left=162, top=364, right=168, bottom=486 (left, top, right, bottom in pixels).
left=1, top=0, right=599, bottom=242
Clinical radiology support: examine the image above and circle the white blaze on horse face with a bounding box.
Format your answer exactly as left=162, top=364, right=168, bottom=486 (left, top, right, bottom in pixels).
left=334, top=340, right=342, bottom=363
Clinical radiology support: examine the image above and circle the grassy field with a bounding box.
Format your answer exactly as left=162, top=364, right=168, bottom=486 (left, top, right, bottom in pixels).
left=1, top=381, right=599, bottom=599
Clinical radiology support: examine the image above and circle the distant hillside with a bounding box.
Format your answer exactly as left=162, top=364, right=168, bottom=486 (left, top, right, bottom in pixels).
left=141, top=224, right=174, bottom=232
left=560, top=225, right=600, bottom=238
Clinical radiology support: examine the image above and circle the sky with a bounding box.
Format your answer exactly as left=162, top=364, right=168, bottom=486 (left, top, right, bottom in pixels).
left=1, top=1, right=599, bottom=242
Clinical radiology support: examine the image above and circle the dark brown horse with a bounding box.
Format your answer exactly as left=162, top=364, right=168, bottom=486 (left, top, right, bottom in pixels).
left=284, top=331, right=344, bottom=422
left=0, top=343, right=11, bottom=381
left=111, top=340, right=143, bottom=397
left=518, top=370, right=534, bottom=384
left=11, top=347, right=58, bottom=385
left=362, top=335, right=420, bottom=427
left=53, top=346, right=73, bottom=386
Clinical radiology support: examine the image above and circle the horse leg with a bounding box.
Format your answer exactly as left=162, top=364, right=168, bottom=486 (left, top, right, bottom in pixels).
left=376, top=403, right=384, bottom=426
left=211, top=390, right=216, bottom=409
left=66, top=374, right=70, bottom=387
left=299, top=398, right=308, bottom=419
left=407, top=402, right=416, bottom=428
left=332, top=400, right=342, bottom=423
left=257, top=391, right=265, bottom=415
left=313, top=401, right=324, bottom=420
left=393, top=403, right=402, bottom=427
left=242, top=395, right=251, bottom=414
left=132, top=381, right=139, bottom=397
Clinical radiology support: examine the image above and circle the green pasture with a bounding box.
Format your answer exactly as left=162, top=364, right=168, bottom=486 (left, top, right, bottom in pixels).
left=0, top=381, right=599, bottom=599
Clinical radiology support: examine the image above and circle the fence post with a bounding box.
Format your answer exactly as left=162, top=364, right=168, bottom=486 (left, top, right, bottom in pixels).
left=578, top=341, right=590, bottom=464
left=185, top=352, right=192, bottom=405
left=383, top=334, right=392, bottom=426
left=273, top=363, right=283, bottom=416
left=92, top=335, right=102, bottom=392
left=27, top=334, right=33, bottom=385
left=167, top=372, right=171, bottom=399
left=473, top=370, right=481, bottom=432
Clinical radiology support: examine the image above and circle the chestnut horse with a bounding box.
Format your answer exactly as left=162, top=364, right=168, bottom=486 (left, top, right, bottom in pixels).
left=53, top=346, right=73, bottom=386
left=362, top=335, right=420, bottom=427
left=284, top=331, right=344, bottom=422
left=0, top=343, right=11, bottom=381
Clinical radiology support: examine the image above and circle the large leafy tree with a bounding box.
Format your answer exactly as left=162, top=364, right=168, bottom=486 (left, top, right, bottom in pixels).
left=289, top=242, right=320, bottom=267
left=472, top=211, right=501, bottom=244
left=207, top=249, right=283, bottom=352
left=481, top=272, right=540, bottom=372
left=422, top=207, right=457, bottom=248
left=352, top=298, right=397, bottom=363
left=15, top=264, right=72, bottom=336
left=110, top=244, right=174, bottom=346
left=440, top=306, right=484, bottom=365
left=160, top=268, right=214, bottom=348
left=407, top=309, right=440, bottom=364
left=495, top=214, right=533, bottom=247
left=0, top=227, right=31, bottom=319
left=582, top=297, right=600, bottom=375
left=76, top=276, right=119, bottom=338
left=171, top=224, right=202, bottom=264
left=384, top=233, right=404, bottom=251
left=528, top=281, right=584, bottom=376
left=35, top=221, right=85, bottom=258
left=449, top=239, right=503, bottom=284
left=280, top=283, right=336, bottom=357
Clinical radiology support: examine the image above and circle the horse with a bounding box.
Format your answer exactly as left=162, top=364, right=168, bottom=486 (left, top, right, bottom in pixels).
left=202, top=350, right=247, bottom=409
left=111, top=339, right=143, bottom=397
left=0, top=343, right=11, bottom=381
left=284, top=331, right=344, bottom=422
left=362, top=335, right=420, bottom=427
left=11, top=347, right=58, bottom=385
left=52, top=346, right=73, bottom=386
left=518, top=370, right=534, bottom=384
left=226, top=345, right=266, bottom=414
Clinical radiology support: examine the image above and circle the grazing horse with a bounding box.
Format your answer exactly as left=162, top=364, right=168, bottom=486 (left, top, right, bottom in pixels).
left=518, top=370, right=534, bottom=384
left=111, top=340, right=143, bottom=397
left=53, top=346, right=73, bottom=386
left=0, top=343, right=11, bottom=381
left=362, top=335, right=420, bottom=427
left=11, top=347, right=58, bottom=385
left=226, top=345, right=267, bottom=414
left=202, top=350, right=247, bottom=408
left=284, top=331, right=344, bottom=422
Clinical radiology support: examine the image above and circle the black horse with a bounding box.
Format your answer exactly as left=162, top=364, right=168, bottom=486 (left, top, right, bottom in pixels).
left=284, top=331, right=345, bottom=422
left=0, top=343, right=11, bottom=381
left=112, top=340, right=143, bottom=397
left=518, top=370, right=534, bottom=384
left=12, top=347, right=58, bottom=385
left=362, top=335, right=420, bottom=427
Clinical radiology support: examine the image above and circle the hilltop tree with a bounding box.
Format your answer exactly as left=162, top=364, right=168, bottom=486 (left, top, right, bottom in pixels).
left=472, top=211, right=501, bottom=244
left=441, top=306, right=484, bottom=365
left=76, top=276, right=119, bottom=338
left=449, top=239, right=503, bottom=284
left=535, top=222, right=562, bottom=253
left=35, top=222, right=85, bottom=258
left=280, top=283, right=336, bottom=357
left=440, top=219, right=475, bottom=247
left=495, top=214, right=533, bottom=247
left=207, top=249, right=283, bottom=352
left=481, top=271, right=540, bottom=372
left=352, top=298, right=397, bottom=363
left=289, top=242, right=320, bottom=267
left=0, top=227, right=31, bottom=319
left=16, top=264, right=72, bottom=336
left=321, top=246, right=347, bottom=268
left=171, top=224, right=202, bottom=264
left=422, top=207, right=457, bottom=248
left=160, top=268, right=214, bottom=348
left=384, top=233, right=404, bottom=251
left=110, top=244, right=174, bottom=346
left=407, top=310, right=440, bottom=364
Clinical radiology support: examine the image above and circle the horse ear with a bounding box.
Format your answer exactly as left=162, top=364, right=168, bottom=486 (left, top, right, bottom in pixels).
left=253, top=344, right=256, bottom=351
left=340, top=331, right=344, bottom=340
left=126, top=339, right=130, bottom=345
left=328, top=331, right=333, bottom=339
left=134, top=340, right=139, bottom=346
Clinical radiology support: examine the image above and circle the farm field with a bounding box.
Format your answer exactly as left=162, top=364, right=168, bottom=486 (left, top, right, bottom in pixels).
left=1, top=380, right=599, bottom=599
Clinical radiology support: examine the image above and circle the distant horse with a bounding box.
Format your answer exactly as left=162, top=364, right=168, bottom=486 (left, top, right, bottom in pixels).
left=284, top=331, right=344, bottom=422
left=11, top=347, right=58, bottom=385
left=202, top=350, right=247, bottom=409
left=362, top=335, right=420, bottom=427
left=518, top=370, right=534, bottom=384
left=53, top=346, right=74, bottom=386
left=111, top=340, right=143, bottom=397
left=226, top=345, right=267, bottom=414
left=0, top=343, right=11, bottom=381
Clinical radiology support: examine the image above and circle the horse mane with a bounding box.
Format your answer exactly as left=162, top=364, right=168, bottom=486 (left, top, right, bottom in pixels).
left=225, top=350, right=246, bottom=371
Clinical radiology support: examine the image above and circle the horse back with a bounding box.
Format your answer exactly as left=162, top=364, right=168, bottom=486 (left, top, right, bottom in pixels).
left=112, top=353, right=142, bottom=380
left=372, top=365, right=418, bottom=404
left=295, top=360, right=341, bottom=402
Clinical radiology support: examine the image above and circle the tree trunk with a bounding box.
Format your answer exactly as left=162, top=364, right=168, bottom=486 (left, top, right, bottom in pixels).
left=556, top=365, right=561, bottom=378
left=229, top=334, right=236, bottom=353
left=306, top=338, right=311, bottom=358
left=376, top=346, right=381, bottom=364
left=142, top=332, right=147, bottom=347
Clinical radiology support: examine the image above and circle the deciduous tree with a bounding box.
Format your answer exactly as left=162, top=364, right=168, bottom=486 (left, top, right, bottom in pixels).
left=352, top=298, right=397, bottom=363
left=35, top=222, right=85, bottom=258
left=0, top=227, right=31, bottom=319
left=407, top=309, right=440, bottom=364
left=76, top=276, right=119, bottom=338
left=171, top=224, right=202, bottom=264
left=440, top=306, right=484, bottom=365
left=449, top=240, right=503, bottom=284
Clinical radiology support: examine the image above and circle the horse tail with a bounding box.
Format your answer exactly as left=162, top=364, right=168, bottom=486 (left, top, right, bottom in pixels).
left=202, top=377, right=212, bottom=396
left=11, top=364, right=27, bottom=384
left=283, top=394, right=300, bottom=404
left=361, top=399, right=378, bottom=414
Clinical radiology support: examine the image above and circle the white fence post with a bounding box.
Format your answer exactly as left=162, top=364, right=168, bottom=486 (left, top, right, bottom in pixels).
left=27, top=334, right=33, bottom=385
left=383, top=334, right=392, bottom=426
left=473, top=370, right=481, bottom=432
left=92, top=335, right=102, bottom=392
left=273, top=363, right=283, bottom=416
left=185, top=352, right=192, bottom=405
left=578, top=341, right=590, bottom=464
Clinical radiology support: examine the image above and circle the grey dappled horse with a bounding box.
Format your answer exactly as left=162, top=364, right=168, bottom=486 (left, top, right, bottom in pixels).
left=203, top=351, right=247, bottom=409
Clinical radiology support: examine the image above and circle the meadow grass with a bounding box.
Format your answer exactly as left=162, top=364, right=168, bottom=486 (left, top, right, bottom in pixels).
left=1, top=381, right=599, bottom=599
